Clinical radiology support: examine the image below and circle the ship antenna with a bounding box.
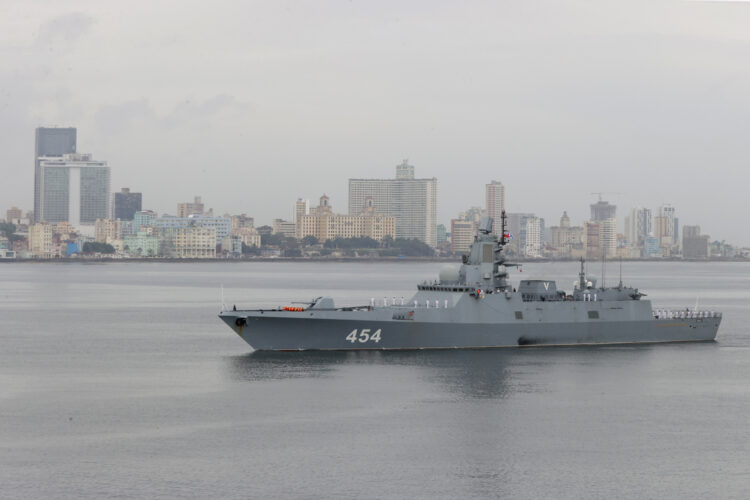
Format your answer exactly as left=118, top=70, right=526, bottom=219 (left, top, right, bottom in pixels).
left=220, top=283, right=225, bottom=312
left=619, top=257, right=623, bottom=288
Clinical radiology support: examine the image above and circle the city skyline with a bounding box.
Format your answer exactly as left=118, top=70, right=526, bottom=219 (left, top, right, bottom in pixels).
left=1, top=3, right=749, bottom=245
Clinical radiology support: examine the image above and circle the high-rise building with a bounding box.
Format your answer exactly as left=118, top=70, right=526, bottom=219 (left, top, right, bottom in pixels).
left=624, top=207, right=652, bottom=247
left=524, top=217, right=542, bottom=257
left=599, top=218, right=617, bottom=258
left=348, top=162, right=437, bottom=246
left=506, top=213, right=539, bottom=256
left=37, top=153, right=110, bottom=226
left=682, top=225, right=709, bottom=259
left=94, top=218, right=122, bottom=243
left=450, top=219, right=476, bottom=254
left=654, top=205, right=676, bottom=252
left=28, top=223, right=53, bottom=258
left=395, top=159, right=414, bottom=179
left=177, top=196, right=204, bottom=217
left=485, top=180, right=505, bottom=234
left=590, top=199, right=616, bottom=222
left=113, top=188, right=142, bottom=221
left=584, top=221, right=600, bottom=259
left=295, top=198, right=309, bottom=225
left=34, top=127, right=77, bottom=222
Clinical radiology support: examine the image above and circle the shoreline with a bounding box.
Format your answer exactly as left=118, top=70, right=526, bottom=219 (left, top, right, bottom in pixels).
left=2, top=256, right=748, bottom=264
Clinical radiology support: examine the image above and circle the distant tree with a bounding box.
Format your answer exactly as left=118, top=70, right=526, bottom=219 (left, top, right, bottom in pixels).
left=381, top=235, right=394, bottom=248
left=242, top=243, right=260, bottom=255
left=381, top=238, right=434, bottom=257
left=0, top=222, right=20, bottom=242
left=301, top=235, right=319, bottom=246
left=283, top=247, right=302, bottom=258
left=82, top=242, right=115, bottom=254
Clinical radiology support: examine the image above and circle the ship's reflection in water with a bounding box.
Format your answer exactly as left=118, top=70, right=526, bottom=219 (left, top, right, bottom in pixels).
left=226, top=348, right=545, bottom=400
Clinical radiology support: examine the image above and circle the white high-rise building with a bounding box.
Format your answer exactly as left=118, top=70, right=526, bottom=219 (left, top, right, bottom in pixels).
left=599, top=218, right=617, bottom=257
left=348, top=161, right=437, bottom=246
left=485, top=180, right=505, bottom=234
left=37, top=153, right=110, bottom=228
left=624, top=207, right=652, bottom=247
left=524, top=217, right=542, bottom=257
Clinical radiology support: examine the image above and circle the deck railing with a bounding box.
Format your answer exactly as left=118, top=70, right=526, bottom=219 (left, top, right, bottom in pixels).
left=653, top=309, right=721, bottom=320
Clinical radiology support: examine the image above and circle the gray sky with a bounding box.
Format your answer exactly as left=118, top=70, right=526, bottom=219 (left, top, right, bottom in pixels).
left=2, top=1, right=749, bottom=243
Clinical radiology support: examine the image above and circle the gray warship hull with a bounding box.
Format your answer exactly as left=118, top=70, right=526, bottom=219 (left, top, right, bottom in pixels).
left=218, top=213, right=721, bottom=351
left=219, top=296, right=720, bottom=351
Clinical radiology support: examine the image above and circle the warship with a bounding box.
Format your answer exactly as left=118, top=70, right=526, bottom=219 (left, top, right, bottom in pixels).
left=219, top=213, right=721, bottom=351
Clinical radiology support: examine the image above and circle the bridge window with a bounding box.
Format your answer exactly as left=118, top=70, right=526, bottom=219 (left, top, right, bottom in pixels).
left=515, top=311, right=523, bottom=320
left=588, top=311, right=599, bottom=319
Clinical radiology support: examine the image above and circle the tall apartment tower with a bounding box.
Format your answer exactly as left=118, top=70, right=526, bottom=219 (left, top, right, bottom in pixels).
left=485, top=180, right=505, bottom=234
left=590, top=199, right=616, bottom=222
left=113, top=187, right=142, bottom=221
left=624, top=207, right=652, bottom=247
left=34, top=127, right=77, bottom=222
left=37, top=153, right=110, bottom=226
left=348, top=161, right=437, bottom=246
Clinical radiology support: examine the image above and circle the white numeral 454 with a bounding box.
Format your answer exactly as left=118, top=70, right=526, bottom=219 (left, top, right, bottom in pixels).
left=346, top=329, right=381, bottom=343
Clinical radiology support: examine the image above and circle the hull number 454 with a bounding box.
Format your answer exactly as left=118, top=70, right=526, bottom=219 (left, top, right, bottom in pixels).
left=346, top=329, right=382, bottom=343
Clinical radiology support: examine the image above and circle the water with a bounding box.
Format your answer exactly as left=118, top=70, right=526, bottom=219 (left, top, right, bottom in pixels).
left=1, top=261, right=749, bottom=499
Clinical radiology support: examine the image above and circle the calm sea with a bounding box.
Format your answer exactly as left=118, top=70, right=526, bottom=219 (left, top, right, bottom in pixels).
left=1, top=261, right=749, bottom=499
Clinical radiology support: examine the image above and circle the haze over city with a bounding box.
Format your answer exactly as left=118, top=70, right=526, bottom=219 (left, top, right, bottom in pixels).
left=2, top=1, right=749, bottom=244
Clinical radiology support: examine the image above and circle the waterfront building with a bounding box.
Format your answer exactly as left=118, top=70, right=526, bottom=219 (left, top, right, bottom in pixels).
left=348, top=161, right=437, bottom=246
left=133, top=210, right=157, bottom=233
left=221, top=235, right=244, bottom=257
left=450, top=219, right=476, bottom=254
left=682, top=225, right=710, bottom=259
left=34, top=127, right=76, bottom=222
left=177, top=196, right=204, bottom=217
left=113, top=188, right=142, bottom=221
left=233, top=226, right=261, bottom=248
left=173, top=226, right=216, bottom=258
left=152, top=215, right=231, bottom=244
left=273, top=219, right=297, bottom=238
left=298, top=195, right=396, bottom=243
left=28, top=223, right=53, bottom=258
left=94, top=218, right=122, bottom=243
left=37, top=153, right=110, bottom=227
left=123, top=231, right=159, bottom=257
left=644, top=236, right=661, bottom=257
left=485, top=181, right=505, bottom=234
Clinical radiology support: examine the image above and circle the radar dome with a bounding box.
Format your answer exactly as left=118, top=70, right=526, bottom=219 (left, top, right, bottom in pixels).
left=439, top=265, right=460, bottom=283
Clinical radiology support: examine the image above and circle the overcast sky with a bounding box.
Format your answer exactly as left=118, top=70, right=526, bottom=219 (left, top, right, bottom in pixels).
left=2, top=1, right=749, bottom=243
